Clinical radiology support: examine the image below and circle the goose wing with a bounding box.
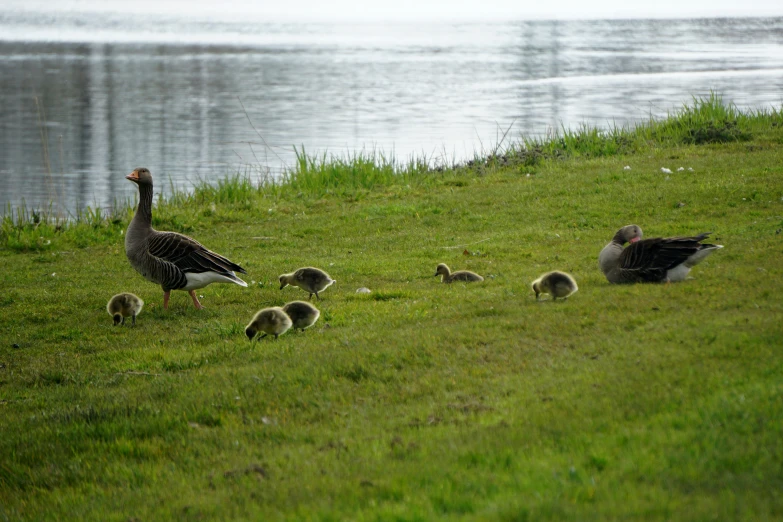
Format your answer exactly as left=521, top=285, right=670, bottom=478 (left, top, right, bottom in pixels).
left=617, top=233, right=711, bottom=282
left=146, top=231, right=246, bottom=275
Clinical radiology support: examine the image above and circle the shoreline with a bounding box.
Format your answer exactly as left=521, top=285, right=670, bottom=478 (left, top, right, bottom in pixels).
left=3, top=93, right=780, bottom=251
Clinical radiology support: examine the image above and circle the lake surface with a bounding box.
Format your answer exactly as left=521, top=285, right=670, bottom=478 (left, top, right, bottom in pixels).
left=1, top=12, right=782, bottom=214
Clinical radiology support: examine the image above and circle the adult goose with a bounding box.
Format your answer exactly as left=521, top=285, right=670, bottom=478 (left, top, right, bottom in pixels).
left=125, top=167, right=247, bottom=309
left=599, top=224, right=723, bottom=284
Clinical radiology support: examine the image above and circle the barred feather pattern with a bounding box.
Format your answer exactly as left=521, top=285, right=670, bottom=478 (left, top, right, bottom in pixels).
left=612, top=233, right=715, bottom=283
left=126, top=173, right=246, bottom=292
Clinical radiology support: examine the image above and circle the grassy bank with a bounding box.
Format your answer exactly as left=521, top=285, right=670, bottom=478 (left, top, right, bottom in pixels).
left=1, top=96, right=783, bottom=520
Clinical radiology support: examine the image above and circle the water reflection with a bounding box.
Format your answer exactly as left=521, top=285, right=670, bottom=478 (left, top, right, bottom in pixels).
left=0, top=16, right=781, bottom=214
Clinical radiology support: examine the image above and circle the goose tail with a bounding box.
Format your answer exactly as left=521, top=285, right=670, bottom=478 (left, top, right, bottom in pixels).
left=228, top=272, right=249, bottom=287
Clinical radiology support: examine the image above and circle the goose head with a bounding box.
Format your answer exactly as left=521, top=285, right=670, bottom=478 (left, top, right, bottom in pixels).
left=435, top=263, right=450, bottom=277
left=614, top=224, right=643, bottom=245
left=126, top=167, right=153, bottom=186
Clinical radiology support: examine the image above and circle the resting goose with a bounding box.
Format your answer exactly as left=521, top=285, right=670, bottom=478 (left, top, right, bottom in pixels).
left=125, top=168, right=247, bottom=309
left=282, top=301, right=321, bottom=331
left=107, top=292, right=144, bottom=325
left=532, top=271, right=578, bottom=300
left=599, top=224, right=723, bottom=284
left=279, top=267, right=335, bottom=300
left=435, top=263, right=484, bottom=283
left=245, top=307, right=293, bottom=340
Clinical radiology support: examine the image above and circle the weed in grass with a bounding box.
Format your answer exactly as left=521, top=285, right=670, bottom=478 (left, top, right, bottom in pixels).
left=371, top=291, right=410, bottom=301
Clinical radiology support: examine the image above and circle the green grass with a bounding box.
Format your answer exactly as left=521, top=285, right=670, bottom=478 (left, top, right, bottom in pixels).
left=1, top=95, right=783, bottom=520
left=540, top=93, right=773, bottom=151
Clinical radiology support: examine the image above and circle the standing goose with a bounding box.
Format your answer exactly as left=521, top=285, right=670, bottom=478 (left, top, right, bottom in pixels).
left=125, top=168, right=247, bottom=309
left=532, top=271, right=578, bottom=300
left=435, top=263, right=484, bottom=283
left=279, top=267, right=335, bottom=300
left=599, top=224, right=723, bottom=284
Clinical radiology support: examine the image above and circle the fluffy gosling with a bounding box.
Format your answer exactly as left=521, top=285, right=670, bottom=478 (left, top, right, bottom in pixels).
left=531, top=271, right=578, bottom=301
left=435, top=263, right=484, bottom=283
left=107, top=292, right=144, bottom=326
left=282, top=300, right=321, bottom=331
left=279, top=267, right=336, bottom=300
left=245, top=307, right=293, bottom=340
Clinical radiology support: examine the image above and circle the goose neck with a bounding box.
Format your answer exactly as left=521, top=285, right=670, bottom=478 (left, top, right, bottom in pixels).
left=132, top=183, right=154, bottom=228
left=611, top=230, right=627, bottom=245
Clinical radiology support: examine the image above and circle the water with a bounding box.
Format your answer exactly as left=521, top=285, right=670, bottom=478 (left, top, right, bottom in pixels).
left=1, top=12, right=782, bottom=214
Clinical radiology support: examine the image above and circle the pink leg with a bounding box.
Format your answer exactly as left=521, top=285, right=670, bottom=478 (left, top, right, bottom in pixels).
left=189, top=290, right=204, bottom=309
left=163, top=291, right=171, bottom=309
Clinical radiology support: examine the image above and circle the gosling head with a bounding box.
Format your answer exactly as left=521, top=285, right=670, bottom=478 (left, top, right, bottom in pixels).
left=112, top=313, right=123, bottom=326
left=614, top=224, right=643, bottom=245
left=279, top=274, right=290, bottom=290
left=435, top=263, right=451, bottom=278
left=245, top=326, right=258, bottom=341
left=531, top=279, right=542, bottom=299
left=126, top=167, right=153, bottom=186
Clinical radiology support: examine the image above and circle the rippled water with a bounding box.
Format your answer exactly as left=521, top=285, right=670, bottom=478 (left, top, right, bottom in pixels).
left=1, top=12, right=782, bottom=214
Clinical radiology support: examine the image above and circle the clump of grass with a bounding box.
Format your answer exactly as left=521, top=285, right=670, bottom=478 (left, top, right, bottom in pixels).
left=645, top=92, right=756, bottom=145
left=284, top=147, right=431, bottom=195
left=519, top=124, right=634, bottom=163
left=480, top=93, right=780, bottom=168
left=0, top=199, right=131, bottom=252
left=191, top=172, right=261, bottom=206
left=1, top=201, right=58, bottom=251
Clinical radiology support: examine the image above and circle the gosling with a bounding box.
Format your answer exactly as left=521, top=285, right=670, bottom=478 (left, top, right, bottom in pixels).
left=435, top=263, right=484, bottom=283
left=245, top=307, right=293, bottom=340
left=282, top=301, right=321, bottom=332
left=106, top=293, right=144, bottom=326
left=531, top=271, right=578, bottom=301
left=279, top=267, right=336, bottom=300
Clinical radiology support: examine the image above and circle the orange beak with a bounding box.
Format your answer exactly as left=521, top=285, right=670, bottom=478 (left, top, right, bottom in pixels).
left=630, top=237, right=641, bottom=243
left=126, top=170, right=139, bottom=181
